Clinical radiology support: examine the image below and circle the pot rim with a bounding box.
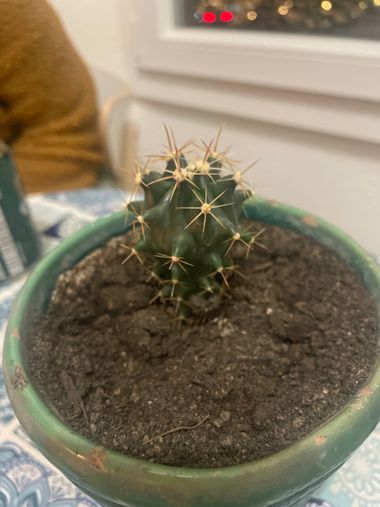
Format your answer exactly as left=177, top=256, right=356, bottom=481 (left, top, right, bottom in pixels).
left=3, top=196, right=380, bottom=483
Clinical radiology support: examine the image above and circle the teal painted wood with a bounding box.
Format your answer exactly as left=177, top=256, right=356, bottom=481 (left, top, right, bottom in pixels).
left=3, top=197, right=380, bottom=507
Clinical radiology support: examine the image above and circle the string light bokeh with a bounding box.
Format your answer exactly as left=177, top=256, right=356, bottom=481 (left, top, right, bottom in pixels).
left=188, top=0, right=380, bottom=33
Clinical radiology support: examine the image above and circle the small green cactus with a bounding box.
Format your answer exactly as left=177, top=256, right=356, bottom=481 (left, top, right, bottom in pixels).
left=124, top=127, right=261, bottom=316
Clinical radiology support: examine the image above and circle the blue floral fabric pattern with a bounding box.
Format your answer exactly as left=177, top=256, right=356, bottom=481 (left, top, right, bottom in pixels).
left=0, top=442, right=98, bottom=507
left=0, top=189, right=378, bottom=507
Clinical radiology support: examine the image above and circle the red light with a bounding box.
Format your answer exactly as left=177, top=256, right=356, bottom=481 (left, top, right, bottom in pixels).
left=202, top=11, right=217, bottom=23
left=220, top=10, right=234, bottom=22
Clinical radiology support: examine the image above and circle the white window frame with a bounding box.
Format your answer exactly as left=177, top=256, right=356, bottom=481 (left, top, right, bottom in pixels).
left=131, top=0, right=380, bottom=102
left=127, top=0, right=380, bottom=144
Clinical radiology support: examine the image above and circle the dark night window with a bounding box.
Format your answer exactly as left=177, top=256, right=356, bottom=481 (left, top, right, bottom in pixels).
left=176, top=0, right=380, bottom=40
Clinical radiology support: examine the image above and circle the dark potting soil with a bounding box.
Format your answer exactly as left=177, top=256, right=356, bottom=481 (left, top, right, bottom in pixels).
left=27, top=224, right=379, bottom=468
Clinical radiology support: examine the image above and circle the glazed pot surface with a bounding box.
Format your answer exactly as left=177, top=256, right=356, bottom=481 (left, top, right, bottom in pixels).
left=4, top=197, right=380, bottom=507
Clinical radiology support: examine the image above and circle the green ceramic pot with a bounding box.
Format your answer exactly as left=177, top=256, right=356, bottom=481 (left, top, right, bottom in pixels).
left=3, top=198, right=380, bottom=507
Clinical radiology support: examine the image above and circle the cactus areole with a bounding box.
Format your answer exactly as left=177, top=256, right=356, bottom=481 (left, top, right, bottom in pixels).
left=125, top=128, right=261, bottom=316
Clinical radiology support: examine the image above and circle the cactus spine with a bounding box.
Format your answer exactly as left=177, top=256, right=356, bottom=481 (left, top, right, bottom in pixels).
left=125, top=127, right=259, bottom=316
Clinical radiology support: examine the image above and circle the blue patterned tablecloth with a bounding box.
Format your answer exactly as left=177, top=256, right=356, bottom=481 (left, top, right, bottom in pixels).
left=0, top=188, right=379, bottom=507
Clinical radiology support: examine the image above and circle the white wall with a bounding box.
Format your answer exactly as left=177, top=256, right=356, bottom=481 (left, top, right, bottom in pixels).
left=131, top=101, right=380, bottom=256
left=48, top=0, right=132, bottom=173
left=48, top=0, right=128, bottom=104
left=49, top=0, right=126, bottom=80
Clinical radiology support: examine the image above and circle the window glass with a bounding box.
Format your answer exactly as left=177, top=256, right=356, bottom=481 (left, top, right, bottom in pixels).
left=176, top=0, right=380, bottom=40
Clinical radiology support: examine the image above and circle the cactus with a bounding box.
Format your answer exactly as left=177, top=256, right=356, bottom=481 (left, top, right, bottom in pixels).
left=124, top=127, right=261, bottom=316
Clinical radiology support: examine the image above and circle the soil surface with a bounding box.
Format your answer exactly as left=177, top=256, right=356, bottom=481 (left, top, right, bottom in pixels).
left=27, top=224, right=379, bottom=468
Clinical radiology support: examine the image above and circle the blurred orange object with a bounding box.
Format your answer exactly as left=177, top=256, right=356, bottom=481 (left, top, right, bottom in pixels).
left=0, top=0, right=105, bottom=193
